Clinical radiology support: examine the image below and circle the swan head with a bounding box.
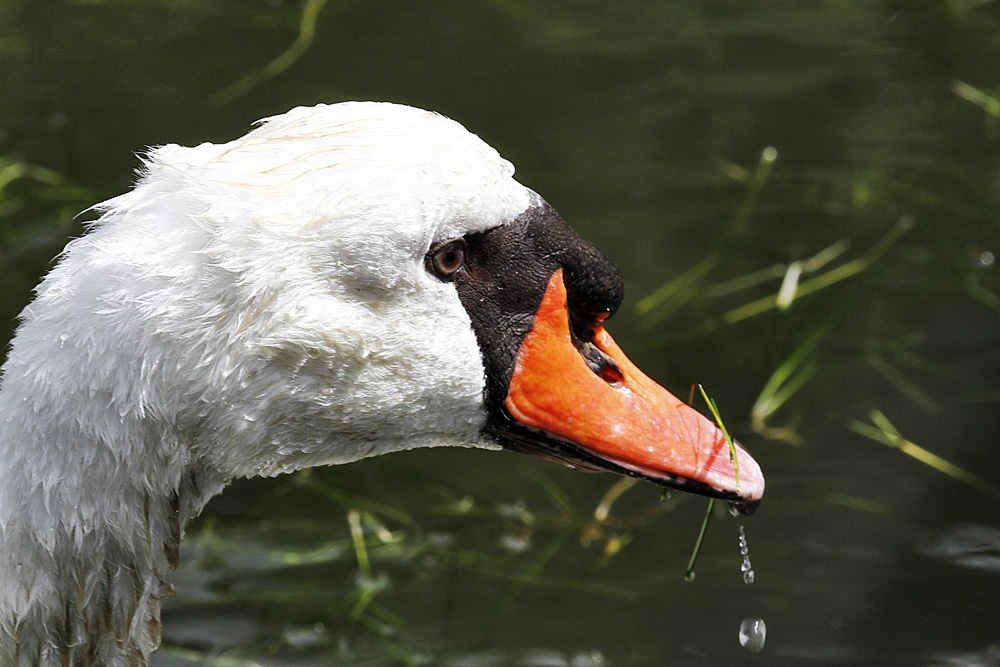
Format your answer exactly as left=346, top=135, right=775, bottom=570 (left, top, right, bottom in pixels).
left=12, top=102, right=762, bottom=507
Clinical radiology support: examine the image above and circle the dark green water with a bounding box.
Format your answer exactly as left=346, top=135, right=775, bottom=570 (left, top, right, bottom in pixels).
left=2, top=1, right=999, bottom=665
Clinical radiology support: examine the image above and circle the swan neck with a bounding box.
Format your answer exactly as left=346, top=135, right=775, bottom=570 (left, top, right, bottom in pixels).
left=0, top=382, right=224, bottom=666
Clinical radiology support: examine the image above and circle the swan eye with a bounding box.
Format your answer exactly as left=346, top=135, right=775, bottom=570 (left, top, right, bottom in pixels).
left=428, top=239, right=467, bottom=279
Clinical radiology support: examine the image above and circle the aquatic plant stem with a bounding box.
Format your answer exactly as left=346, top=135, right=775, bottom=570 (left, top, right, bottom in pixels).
left=593, top=477, right=639, bottom=523
left=850, top=410, right=1000, bottom=500
left=750, top=310, right=842, bottom=444
left=348, top=509, right=372, bottom=581
left=212, top=0, right=331, bottom=107
left=302, top=471, right=413, bottom=524
left=681, top=384, right=738, bottom=580
left=951, top=79, right=1000, bottom=119
left=697, top=384, right=739, bottom=492
left=724, top=215, right=911, bottom=325
left=637, top=146, right=777, bottom=324
left=684, top=499, right=715, bottom=581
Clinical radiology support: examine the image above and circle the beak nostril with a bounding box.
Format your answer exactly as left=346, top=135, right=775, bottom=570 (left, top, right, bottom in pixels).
left=578, top=340, right=624, bottom=386
left=599, top=362, right=624, bottom=386
left=569, top=308, right=623, bottom=386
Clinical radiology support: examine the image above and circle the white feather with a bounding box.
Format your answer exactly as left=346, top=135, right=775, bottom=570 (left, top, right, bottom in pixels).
left=0, top=102, right=534, bottom=666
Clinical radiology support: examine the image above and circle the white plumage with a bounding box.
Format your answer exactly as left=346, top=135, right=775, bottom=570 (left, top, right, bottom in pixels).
left=0, top=102, right=535, bottom=666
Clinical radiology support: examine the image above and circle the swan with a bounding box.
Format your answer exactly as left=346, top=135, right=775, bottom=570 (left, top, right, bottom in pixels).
left=0, top=102, right=764, bottom=666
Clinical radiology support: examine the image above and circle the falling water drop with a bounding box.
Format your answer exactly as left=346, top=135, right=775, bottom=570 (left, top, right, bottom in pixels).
left=737, top=525, right=755, bottom=585
left=738, top=617, right=766, bottom=652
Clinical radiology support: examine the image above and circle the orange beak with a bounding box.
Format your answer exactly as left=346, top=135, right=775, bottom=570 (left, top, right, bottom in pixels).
left=501, top=270, right=764, bottom=511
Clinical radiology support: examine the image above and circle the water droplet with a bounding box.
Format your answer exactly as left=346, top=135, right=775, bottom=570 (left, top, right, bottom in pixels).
left=684, top=571, right=696, bottom=582
left=739, top=617, right=766, bottom=653
left=737, top=525, right=755, bottom=585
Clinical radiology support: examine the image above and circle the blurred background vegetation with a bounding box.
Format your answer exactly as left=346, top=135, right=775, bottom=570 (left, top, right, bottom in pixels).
left=2, top=1, right=999, bottom=665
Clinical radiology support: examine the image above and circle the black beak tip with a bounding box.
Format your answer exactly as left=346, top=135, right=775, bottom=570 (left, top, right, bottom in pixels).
left=727, top=498, right=761, bottom=517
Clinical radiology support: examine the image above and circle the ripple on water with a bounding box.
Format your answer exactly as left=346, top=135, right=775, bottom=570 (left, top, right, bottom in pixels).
left=918, top=523, right=1000, bottom=573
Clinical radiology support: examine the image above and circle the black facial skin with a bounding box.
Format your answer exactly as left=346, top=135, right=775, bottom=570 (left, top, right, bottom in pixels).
left=426, top=201, right=757, bottom=514
left=439, top=201, right=623, bottom=417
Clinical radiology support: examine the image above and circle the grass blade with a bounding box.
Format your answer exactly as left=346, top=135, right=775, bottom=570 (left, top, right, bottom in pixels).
left=850, top=410, right=1000, bottom=500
